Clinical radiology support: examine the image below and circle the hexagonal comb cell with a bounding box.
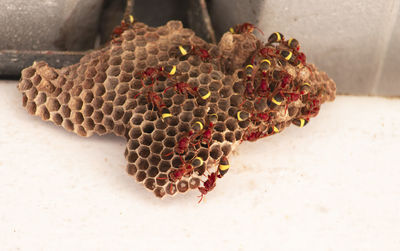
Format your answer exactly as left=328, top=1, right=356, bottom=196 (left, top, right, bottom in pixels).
left=17, top=20, right=336, bottom=200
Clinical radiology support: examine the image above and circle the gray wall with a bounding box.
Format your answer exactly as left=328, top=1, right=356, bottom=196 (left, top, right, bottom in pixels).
left=209, top=0, right=400, bottom=96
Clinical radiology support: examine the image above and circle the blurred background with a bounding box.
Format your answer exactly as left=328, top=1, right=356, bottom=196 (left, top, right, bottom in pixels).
left=0, top=0, right=399, bottom=95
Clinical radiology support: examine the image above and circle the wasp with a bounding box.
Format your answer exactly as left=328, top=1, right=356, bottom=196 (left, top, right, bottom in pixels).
left=242, top=129, right=264, bottom=142
left=218, top=156, right=230, bottom=177
left=175, top=131, right=196, bottom=155
left=259, top=59, right=271, bottom=75
left=267, top=32, right=284, bottom=44
left=198, top=87, right=211, bottom=100
left=230, top=22, right=264, bottom=35
left=300, top=82, right=311, bottom=95
left=178, top=45, right=193, bottom=56
left=292, top=118, right=309, bottom=128
left=163, top=82, right=197, bottom=98
left=237, top=110, right=250, bottom=121
left=192, top=121, right=204, bottom=132
left=287, top=38, right=300, bottom=51
left=269, top=92, right=285, bottom=108
left=169, top=155, right=194, bottom=182
left=198, top=171, right=218, bottom=203
left=191, top=156, right=204, bottom=168
left=280, top=50, right=294, bottom=62
left=111, top=15, right=135, bottom=42
left=200, top=122, right=214, bottom=147
left=161, top=65, right=177, bottom=76
left=207, top=108, right=218, bottom=123
left=245, top=64, right=255, bottom=78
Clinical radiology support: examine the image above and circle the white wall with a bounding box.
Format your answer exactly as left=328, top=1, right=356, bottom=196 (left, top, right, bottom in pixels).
left=209, top=0, right=400, bottom=96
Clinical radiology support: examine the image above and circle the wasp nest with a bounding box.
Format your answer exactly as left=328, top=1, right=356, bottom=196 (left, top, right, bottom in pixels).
left=18, top=21, right=336, bottom=200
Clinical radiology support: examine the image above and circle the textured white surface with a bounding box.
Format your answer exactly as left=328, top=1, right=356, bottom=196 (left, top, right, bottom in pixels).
left=1, top=80, right=400, bottom=250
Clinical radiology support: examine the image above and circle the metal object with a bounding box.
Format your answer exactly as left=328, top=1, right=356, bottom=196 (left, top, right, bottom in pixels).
left=0, top=0, right=216, bottom=78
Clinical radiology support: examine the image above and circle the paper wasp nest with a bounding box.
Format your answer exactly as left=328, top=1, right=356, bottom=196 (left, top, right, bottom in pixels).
left=17, top=20, right=336, bottom=199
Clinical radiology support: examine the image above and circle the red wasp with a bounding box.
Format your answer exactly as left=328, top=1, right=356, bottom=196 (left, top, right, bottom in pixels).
left=174, top=131, right=195, bottom=155
left=230, top=22, right=264, bottom=36
left=198, top=171, right=218, bottom=203
left=259, top=46, right=278, bottom=58
left=242, top=129, right=265, bottom=142
left=257, top=77, right=270, bottom=96
left=252, top=112, right=270, bottom=122
left=169, top=155, right=194, bottom=182
left=199, top=122, right=214, bottom=148
left=297, top=52, right=307, bottom=65
left=244, top=80, right=256, bottom=99
left=163, top=82, right=198, bottom=97
left=134, top=89, right=172, bottom=121
left=281, top=73, right=292, bottom=89
left=112, top=15, right=135, bottom=43
left=190, top=46, right=213, bottom=63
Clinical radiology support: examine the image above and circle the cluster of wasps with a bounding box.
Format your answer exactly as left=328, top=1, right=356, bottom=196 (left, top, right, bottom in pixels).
left=229, top=25, right=318, bottom=143
left=114, top=19, right=320, bottom=202
left=125, top=31, right=228, bottom=202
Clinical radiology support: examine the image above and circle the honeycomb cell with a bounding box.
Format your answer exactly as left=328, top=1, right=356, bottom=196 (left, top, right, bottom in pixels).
left=140, top=134, right=153, bottom=146
left=35, top=92, right=47, bottom=106
left=112, top=107, right=124, bottom=121
left=153, top=129, right=166, bottom=141
left=52, top=113, right=63, bottom=125
left=77, top=126, right=87, bottom=136
left=63, top=119, right=74, bottom=131
left=224, top=131, right=235, bottom=143
left=154, top=187, right=166, bottom=198
left=117, top=82, right=129, bottom=95
left=21, top=67, right=35, bottom=78
left=179, top=112, right=193, bottom=122
left=161, top=148, right=173, bottom=160
left=155, top=119, right=168, bottom=129
left=177, top=180, right=189, bottom=193
left=58, top=92, right=70, bottom=105
left=193, top=108, right=205, bottom=118
left=144, top=178, right=156, bottom=190
left=199, top=74, right=211, bottom=85
left=136, top=158, right=149, bottom=170
left=214, top=122, right=226, bottom=132
left=103, top=117, right=115, bottom=130
left=150, top=142, right=163, bottom=154
left=72, top=112, right=84, bottom=124
left=60, top=105, right=71, bottom=118
left=102, top=102, right=114, bottom=115
left=94, top=125, right=107, bottom=135
left=83, top=118, right=95, bottom=131
left=221, top=143, right=232, bottom=156
left=177, top=123, right=190, bottom=133
left=104, top=91, right=116, bottom=101
left=212, top=132, right=224, bottom=143
left=138, top=145, right=150, bottom=158
left=163, top=137, right=176, bottom=148
left=127, top=163, right=137, bottom=175
left=189, top=177, right=200, bottom=189
left=19, top=79, right=32, bottom=91
left=26, top=88, right=38, bottom=100
left=148, top=154, right=161, bottom=166
left=166, top=126, right=178, bottom=136
left=183, top=100, right=195, bottom=111
left=136, top=171, right=147, bottom=182
left=92, top=110, right=104, bottom=123
left=94, top=83, right=106, bottom=96
left=142, top=122, right=155, bottom=134
left=38, top=106, right=50, bottom=121
left=217, top=99, right=230, bottom=111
